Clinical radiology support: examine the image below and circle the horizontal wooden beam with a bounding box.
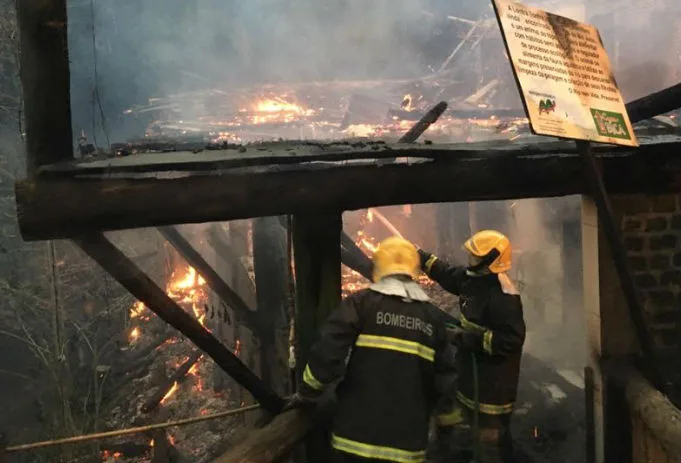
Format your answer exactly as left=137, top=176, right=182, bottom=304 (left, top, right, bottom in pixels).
left=14, top=138, right=681, bottom=241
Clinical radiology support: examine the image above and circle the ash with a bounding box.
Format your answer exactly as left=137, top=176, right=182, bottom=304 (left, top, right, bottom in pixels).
left=101, top=323, right=245, bottom=463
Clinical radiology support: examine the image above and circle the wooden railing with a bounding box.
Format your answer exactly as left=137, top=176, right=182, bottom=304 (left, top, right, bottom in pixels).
left=605, top=361, right=681, bottom=463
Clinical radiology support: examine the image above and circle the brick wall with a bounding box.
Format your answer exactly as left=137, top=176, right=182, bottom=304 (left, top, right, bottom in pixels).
left=612, top=194, right=681, bottom=364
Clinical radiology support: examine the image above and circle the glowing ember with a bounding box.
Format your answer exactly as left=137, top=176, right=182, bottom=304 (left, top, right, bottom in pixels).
left=160, top=381, right=179, bottom=405
left=128, top=327, right=141, bottom=344
left=101, top=450, right=123, bottom=461
left=188, top=362, right=200, bottom=376
left=234, top=339, right=242, bottom=356
left=168, top=434, right=176, bottom=446
left=360, top=238, right=378, bottom=253
left=533, top=426, right=539, bottom=438
left=401, top=94, right=415, bottom=112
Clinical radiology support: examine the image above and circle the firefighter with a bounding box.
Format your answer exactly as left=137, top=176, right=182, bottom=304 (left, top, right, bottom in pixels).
left=287, top=236, right=458, bottom=463
left=418, top=230, right=526, bottom=463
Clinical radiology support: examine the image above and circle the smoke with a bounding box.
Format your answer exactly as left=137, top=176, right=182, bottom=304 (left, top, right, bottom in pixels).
left=65, top=0, right=493, bottom=142
left=353, top=197, right=587, bottom=370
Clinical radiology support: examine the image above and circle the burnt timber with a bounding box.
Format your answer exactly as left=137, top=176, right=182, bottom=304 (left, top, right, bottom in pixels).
left=15, top=135, right=681, bottom=240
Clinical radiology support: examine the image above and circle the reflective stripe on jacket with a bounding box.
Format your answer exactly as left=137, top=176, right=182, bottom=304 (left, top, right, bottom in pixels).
left=299, top=287, right=458, bottom=459
left=420, top=251, right=526, bottom=415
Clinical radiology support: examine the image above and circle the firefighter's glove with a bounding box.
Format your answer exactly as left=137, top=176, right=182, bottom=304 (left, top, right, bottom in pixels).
left=417, top=249, right=432, bottom=271
left=283, top=392, right=319, bottom=412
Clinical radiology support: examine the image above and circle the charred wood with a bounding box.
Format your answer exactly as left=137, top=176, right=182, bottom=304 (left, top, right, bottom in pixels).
left=603, top=359, right=681, bottom=461
left=398, top=101, right=448, bottom=143
left=252, top=217, right=289, bottom=393
left=16, top=0, right=74, bottom=174
left=141, top=351, right=202, bottom=414
left=388, top=108, right=526, bottom=120
left=16, top=139, right=681, bottom=241
left=340, top=233, right=372, bottom=280
left=292, top=213, right=341, bottom=461
left=158, top=226, right=262, bottom=335
left=626, top=81, right=681, bottom=124
left=205, top=227, right=256, bottom=303
left=211, top=409, right=314, bottom=463
left=378, top=101, right=449, bottom=165
left=74, top=233, right=285, bottom=413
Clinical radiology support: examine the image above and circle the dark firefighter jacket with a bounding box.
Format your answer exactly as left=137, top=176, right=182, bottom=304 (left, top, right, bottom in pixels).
left=299, top=285, right=458, bottom=463
left=420, top=250, right=526, bottom=416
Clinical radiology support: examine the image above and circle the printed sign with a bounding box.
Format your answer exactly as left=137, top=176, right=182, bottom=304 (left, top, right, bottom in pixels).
left=491, top=0, right=638, bottom=146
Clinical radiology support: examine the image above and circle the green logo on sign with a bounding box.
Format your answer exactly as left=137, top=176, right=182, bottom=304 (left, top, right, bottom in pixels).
left=590, top=108, right=631, bottom=140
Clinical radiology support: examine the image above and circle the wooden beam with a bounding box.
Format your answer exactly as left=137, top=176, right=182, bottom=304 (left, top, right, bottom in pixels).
left=157, top=226, right=262, bottom=334
left=578, top=141, right=664, bottom=390
left=212, top=409, right=314, bottom=463
left=205, top=226, right=256, bottom=303
left=292, top=213, right=342, bottom=462
left=15, top=139, right=681, bottom=241
left=626, top=82, right=681, bottom=124
left=340, top=232, right=373, bottom=280
left=74, top=233, right=284, bottom=413
left=252, top=217, right=289, bottom=393
left=16, top=0, right=73, bottom=175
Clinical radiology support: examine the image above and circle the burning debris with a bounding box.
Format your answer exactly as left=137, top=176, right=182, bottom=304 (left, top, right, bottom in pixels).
left=117, top=77, right=532, bottom=150
left=98, top=262, right=247, bottom=463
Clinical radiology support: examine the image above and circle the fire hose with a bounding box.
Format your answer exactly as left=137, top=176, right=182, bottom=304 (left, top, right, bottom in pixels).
left=446, top=319, right=481, bottom=463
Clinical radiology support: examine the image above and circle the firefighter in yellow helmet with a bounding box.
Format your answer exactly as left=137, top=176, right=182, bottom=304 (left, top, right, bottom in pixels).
left=287, top=236, right=458, bottom=463
left=418, top=230, right=526, bottom=463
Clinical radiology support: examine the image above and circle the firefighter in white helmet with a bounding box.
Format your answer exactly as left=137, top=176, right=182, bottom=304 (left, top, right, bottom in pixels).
left=419, top=230, right=526, bottom=463
left=287, top=236, right=459, bottom=463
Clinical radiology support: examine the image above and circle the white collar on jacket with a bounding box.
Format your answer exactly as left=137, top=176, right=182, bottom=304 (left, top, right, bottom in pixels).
left=369, top=276, right=430, bottom=302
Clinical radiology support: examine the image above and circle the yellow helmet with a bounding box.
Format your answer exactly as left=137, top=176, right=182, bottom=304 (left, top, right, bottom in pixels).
left=463, top=230, right=512, bottom=274
left=372, top=237, right=420, bottom=283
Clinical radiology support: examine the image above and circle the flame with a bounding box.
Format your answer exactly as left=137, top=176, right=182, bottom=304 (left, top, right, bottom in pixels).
left=360, top=238, right=378, bottom=253
left=341, top=207, right=435, bottom=297
left=128, top=327, right=141, bottom=344
left=255, top=98, right=307, bottom=114
left=401, top=94, right=415, bottom=112
left=160, top=381, right=179, bottom=405
left=533, top=426, right=539, bottom=438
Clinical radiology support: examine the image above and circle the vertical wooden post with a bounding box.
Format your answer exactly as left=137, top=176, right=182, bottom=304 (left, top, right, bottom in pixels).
left=436, top=203, right=471, bottom=263
left=578, top=140, right=663, bottom=390
left=16, top=0, right=74, bottom=175
left=292, top=213, right=342, bottom=462
left=253, top=217, right=289, bottom=395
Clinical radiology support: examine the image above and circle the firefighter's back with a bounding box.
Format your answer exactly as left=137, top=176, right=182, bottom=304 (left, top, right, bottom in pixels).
left=332, top=288, right=447, bottom=457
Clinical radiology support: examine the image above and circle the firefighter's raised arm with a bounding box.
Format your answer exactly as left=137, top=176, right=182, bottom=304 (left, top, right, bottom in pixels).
left=298, top=294, right=362, bottom=398
left=456, top=274, right=526, bottom=357
left=417, top=249, right=467, bottom=295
